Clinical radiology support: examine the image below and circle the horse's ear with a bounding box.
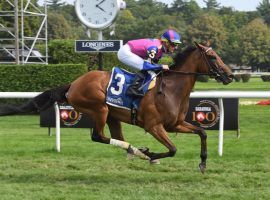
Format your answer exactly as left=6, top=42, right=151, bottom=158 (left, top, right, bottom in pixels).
left=206, top=40, right=211, bottom=47
left=194, top=41, right=202, bottom=49
left=194, top=41, right=199, bottom=48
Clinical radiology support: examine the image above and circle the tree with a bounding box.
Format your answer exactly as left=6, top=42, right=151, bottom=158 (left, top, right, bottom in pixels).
left=46, top=0, right=66, bottom=10
left=114, top=10, right=137, bottom=40
left=171, top=0, right=189, bottom=13
left=170, top=0, right=202, bottom=24
left=0, top=0, right=42, bottom=39
left=203, top=0, right=220, bottom=11
left=129, top=0, right=167, bottom=20
left=47, top=13, right=73, bottom=39
left=238, top=18, right=270, bottom=69
left=187, top=14, right=227, bottom=50
left=257, top=0, right=270, bottom=25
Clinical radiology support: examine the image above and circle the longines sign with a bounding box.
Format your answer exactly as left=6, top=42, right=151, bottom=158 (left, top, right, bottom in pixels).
left=75, top=40, right=123, bottom=52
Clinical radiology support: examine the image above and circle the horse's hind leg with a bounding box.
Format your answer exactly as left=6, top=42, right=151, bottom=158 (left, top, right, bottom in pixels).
left=90, top=106, right=110, bottom=144
left=80, top=107, right=149, bottom=160
left=107, top=116, right=134, bottom=160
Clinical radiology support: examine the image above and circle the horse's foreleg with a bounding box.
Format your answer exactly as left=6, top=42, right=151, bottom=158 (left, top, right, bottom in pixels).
left=173, top=121, right=207, bottom=173
left=144, top=124, right=177, bottom=161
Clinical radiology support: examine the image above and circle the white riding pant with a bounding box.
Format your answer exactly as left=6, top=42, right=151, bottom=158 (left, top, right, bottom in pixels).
left=117, top=44, right=156, bottom=79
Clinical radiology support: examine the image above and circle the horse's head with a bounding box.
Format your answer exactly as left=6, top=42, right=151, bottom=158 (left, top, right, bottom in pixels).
left=194, top=42, right=234, bottom=85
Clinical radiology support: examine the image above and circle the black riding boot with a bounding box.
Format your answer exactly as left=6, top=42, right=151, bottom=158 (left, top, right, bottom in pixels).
left=126, top=72, right=145, bottom=98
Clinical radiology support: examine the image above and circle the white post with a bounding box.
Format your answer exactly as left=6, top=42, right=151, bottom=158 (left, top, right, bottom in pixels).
left=54, top=102, right=60, bottom=152
left=218, top=98, right=224, bottom=156
left=98, top=30, right=103, bottom=40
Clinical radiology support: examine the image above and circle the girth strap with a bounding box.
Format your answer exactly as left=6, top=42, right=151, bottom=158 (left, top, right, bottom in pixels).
left=131, top=107, right=137, bottom=125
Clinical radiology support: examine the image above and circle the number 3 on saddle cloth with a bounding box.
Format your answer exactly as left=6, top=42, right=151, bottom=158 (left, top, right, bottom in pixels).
left=106, top=67, right=155, bottom=110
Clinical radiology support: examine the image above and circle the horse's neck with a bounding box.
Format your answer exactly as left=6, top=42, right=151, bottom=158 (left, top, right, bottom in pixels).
left=172, top=57, right=201, bottom=91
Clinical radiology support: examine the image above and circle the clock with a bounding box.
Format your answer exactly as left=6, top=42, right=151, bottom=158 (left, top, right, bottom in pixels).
left=75, top=0, right=121, bottom=30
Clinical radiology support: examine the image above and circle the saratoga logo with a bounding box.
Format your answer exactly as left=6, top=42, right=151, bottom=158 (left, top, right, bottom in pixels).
left=59, top=105, right=82, bottom=126
left=192, top=100, right=220, bottom=128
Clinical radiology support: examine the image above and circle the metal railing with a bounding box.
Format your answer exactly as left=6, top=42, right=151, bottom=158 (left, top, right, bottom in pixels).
left=1, top=91, right=270, bottom=155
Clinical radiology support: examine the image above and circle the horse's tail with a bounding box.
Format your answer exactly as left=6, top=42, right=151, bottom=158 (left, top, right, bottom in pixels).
left=0, top=84, right=71, bottom=116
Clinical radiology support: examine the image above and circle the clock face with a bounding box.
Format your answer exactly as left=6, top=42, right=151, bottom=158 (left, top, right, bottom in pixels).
left=75, top=0, right=120, bottom=30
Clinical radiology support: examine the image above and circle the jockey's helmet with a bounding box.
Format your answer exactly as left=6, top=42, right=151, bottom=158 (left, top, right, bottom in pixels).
left=161, top=29, right=181, bottom=45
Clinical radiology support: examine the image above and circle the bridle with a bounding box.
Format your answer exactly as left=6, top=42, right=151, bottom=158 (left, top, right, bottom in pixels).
left=166, top=45, right=216, bottom=76
left=157, top=44, right=230, bottom=93
left=198, top=46, right=223, bottom=79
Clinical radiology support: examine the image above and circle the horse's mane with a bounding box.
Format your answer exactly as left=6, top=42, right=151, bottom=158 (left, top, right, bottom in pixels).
left=171, top=45, right=197, bottom=68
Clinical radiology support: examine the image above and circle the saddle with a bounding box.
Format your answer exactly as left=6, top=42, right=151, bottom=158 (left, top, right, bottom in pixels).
left=106, top=67, right=156, bottom=111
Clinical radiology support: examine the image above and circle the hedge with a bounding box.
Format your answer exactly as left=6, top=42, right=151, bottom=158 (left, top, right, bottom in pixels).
left=196, top=75, right=209, bottom=82
left=241, top=73, right=251, bottom=83
left=234, top=74, right=242, bottom=82
left=261, top=75, right=270, bottom=82
left=0, top=64, right=87, bottom=92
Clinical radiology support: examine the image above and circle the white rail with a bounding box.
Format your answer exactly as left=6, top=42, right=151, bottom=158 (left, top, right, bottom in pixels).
left=190, top=91, right=270, bottom=156
left=0, top=91, right=270, bottom=155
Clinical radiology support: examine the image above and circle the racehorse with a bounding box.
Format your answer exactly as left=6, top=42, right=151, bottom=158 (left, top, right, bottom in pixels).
left=0, top=42, right=233, bottom=173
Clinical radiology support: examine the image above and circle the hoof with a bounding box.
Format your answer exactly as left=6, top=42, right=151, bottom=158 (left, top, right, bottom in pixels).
left=150, top=159, right=160, bottom=165
left=199, top=163, right=206, bottom=174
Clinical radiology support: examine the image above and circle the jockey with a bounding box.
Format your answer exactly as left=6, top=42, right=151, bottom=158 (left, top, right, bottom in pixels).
left=117, top=29, right=182, bottom=97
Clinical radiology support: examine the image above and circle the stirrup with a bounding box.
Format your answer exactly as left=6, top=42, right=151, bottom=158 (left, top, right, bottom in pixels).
left=126, top=86, right=144, bottom=97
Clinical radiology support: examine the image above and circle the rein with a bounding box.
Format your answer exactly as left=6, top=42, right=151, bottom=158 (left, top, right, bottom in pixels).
left=166, top=45, right=216, bottom=76
left=157, top=46, right=215, bottom=94
left=166, top=69, right=212, bottom=76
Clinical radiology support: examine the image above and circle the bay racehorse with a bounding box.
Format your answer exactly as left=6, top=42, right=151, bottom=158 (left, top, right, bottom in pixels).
left=0, top=42, right=233, bottom=173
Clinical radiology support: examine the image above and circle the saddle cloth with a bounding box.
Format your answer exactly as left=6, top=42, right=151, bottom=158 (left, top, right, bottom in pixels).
left=106, top=67, right=154, bottom=110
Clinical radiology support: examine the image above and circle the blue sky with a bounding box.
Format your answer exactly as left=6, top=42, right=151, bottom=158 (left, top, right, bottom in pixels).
left=38, top=0, right=261, bottom=11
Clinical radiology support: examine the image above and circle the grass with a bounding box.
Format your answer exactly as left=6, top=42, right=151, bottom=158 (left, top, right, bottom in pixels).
left=0, top=76, right=269, bottom=199
left=0, top=104, right=270, bottom=200
left=194, top=77, right=270, bottom=91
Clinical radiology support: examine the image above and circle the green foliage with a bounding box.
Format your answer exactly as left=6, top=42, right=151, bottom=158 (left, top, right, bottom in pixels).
left=238, top=18, right=270, bottom=67
left=203, top=0, right=221, bottom=11
left=241, top=74, right=251, bottom=83
left=47, top=13, right=74, bottom=39
left=234, top=74, right=242, bottom=82
left=46, top=0, right=66, bottom=9
left=257, top=0, right=270, bottom=25
left=0, top=0, right=41, bottom=39
left=196, top=75, right=209, bottom=82
left=2, top=0, right=270, bottom=69
left=261, top=75, right=270, bottom=82
left=48, top=40, right=89, bottom=64
left=187, top=14, right=228, bottom=50
left=0, top=64, right=87, bottom=91
left=170, top=0, right=202, bottom=24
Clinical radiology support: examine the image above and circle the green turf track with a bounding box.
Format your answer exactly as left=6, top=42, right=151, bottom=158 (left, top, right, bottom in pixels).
left=194, top=77, right=270, bottom=91
left=0, top=104, right=270, bottom=199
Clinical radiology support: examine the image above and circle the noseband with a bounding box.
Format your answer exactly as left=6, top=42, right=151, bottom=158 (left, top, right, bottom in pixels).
left=198, top=47, right=221, bottom=78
